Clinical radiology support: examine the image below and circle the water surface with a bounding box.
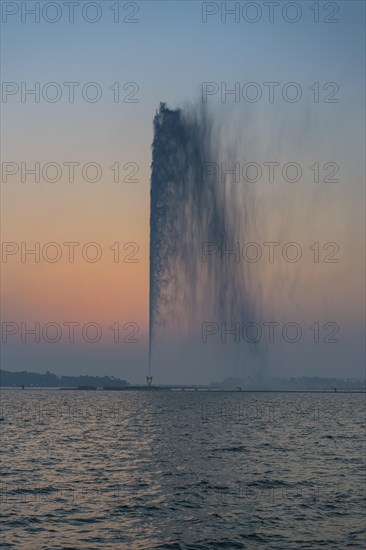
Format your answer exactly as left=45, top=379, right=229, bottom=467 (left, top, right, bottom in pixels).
left=1, top=390, right=365, bottom=548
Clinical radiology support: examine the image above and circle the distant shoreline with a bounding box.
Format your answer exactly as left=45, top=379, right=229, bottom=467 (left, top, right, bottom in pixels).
left=0, top=386, right=365, bottom=393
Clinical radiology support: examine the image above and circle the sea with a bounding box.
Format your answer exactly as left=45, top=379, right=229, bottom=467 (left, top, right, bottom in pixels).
left=0, top=389, right=365, bottom=549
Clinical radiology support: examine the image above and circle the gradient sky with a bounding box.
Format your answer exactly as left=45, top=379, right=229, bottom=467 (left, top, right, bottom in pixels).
left=1, top=1, right=365, bottom=383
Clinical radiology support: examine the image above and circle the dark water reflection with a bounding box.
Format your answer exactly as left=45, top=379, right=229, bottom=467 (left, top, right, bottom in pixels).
left=1, top=390, right=365, bottom=548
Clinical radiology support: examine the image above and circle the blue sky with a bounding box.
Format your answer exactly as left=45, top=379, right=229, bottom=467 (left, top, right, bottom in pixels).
left=1, top=1, right=365, bottom=383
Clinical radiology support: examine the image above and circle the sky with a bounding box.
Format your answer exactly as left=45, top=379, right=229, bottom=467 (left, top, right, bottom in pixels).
left=1, top=0, right=365, bottom=384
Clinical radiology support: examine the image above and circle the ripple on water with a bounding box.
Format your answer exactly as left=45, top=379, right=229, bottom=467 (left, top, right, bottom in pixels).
left=0, top=390, right=365, bottom=549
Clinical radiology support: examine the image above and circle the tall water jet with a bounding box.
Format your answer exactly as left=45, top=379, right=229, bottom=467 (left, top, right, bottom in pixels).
left=149, top=102, right=261, bottom=383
